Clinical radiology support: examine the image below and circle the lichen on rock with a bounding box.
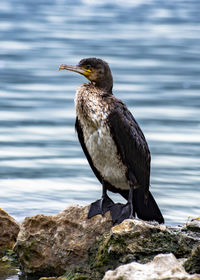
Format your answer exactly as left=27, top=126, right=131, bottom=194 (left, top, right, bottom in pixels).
left=184, top=245, right=200, bottom=274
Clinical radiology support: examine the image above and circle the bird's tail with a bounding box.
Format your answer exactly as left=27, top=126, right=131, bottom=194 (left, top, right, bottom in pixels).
left=133, top=188, right=164, bottom=224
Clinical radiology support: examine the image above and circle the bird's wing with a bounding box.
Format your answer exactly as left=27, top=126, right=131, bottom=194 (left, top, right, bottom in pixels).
left=107, top=101, right=151, bottom=189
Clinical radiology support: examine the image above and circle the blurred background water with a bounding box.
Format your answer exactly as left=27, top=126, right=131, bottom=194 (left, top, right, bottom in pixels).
left=0, top=0, right=200, bottom=239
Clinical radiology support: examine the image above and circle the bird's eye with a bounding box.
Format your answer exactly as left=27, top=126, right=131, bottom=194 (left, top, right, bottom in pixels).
left=85, top=64, right=91, bottom=70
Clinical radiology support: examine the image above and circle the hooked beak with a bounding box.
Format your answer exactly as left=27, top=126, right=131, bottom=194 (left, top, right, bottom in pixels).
left=59, top=64, right=86, bottom=75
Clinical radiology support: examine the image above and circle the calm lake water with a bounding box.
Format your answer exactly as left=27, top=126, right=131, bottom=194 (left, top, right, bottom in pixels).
left=0, top=1, right=200, bottom=277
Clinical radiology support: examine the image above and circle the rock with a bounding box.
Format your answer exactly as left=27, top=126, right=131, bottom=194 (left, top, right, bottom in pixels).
left=184, top=245, right=200, bottom=274
left=182, top=218, right=200, bottom=275
left=0, top=208, right=20, bottom=257
left=185, top=218, right=200, bottom=233
left=89, top=218, right=199, bottom=272
left=14, top=205, right=113, bottom=277
left=0, top=209, right=20, bottom=280
left=0, top=261, right=19, bottom=280
left=0, top=249, right=19, bottom=280
left=14, top=207, right=200, bottom=279
left=103, top=253, right=200, bottom=280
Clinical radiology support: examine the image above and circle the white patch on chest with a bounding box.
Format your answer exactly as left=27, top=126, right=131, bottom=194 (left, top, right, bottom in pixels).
left=83, top=123, right=129, bottom=190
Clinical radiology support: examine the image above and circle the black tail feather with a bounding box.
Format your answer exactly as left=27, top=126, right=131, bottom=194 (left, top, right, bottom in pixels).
left=133, top=188, right=164, bottom=224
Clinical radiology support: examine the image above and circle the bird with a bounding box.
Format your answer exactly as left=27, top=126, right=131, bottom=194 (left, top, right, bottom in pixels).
left=59, top=57, right=164, bottom=224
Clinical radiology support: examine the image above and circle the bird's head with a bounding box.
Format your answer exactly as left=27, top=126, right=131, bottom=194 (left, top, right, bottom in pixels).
left=59, top=58, right=113, bottom=92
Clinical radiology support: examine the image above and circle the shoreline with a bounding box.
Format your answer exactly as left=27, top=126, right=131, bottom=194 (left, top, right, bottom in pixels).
left=0, top=206, right=200, bottom=280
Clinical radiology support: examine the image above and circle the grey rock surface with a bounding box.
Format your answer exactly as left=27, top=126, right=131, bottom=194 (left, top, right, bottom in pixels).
left=103, top=253, right=200, bottom=280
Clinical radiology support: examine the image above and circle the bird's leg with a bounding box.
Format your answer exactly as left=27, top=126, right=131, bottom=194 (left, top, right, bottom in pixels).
left=87, top=182, right=115, bottom=219
left=110, top=184, right=134, bottom=224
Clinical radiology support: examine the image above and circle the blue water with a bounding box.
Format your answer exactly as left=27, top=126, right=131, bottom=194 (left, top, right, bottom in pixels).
left=1, top=0, right=200, bottom=235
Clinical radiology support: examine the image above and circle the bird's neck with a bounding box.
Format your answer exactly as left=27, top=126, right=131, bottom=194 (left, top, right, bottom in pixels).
left=94, top=80, right=113, bottom=93
left=75, top=83, right=112, bottom=123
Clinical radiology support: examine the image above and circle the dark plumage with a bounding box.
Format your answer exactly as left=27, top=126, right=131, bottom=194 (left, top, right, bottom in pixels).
left=59, top=57, right=164, bottom=224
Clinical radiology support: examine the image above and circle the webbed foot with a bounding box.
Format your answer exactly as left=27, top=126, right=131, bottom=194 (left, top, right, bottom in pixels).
left=88, top=195, right=115, bottom=218
left=110, top=201, right=133, bottom=224
left=110, top=185, right=134, bottom=224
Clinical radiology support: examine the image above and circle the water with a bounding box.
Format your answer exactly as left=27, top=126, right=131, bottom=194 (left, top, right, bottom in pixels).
left=0, top=0, right=200, bottom=265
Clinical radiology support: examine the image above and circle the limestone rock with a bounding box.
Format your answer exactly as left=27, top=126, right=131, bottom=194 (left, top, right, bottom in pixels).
left=89, top=218, right=200, bottom=273
left=103, top=253, right=200, bottom=280
left=0, top=208, right=20, bottom=256
left=14, top=208, right=200, bottom=279
left=14, top=205, right=112, bottom=276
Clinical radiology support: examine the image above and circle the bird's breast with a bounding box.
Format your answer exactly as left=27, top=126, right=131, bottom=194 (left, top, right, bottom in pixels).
left=75, top=85, right=129, bottom=190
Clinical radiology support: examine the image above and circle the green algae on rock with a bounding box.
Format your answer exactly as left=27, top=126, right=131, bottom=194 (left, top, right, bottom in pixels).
left=184, top=245, right=200, bottom=274
left=89, top=218, right=198, bottom=272
left=0, top=249, right=20, bottom=280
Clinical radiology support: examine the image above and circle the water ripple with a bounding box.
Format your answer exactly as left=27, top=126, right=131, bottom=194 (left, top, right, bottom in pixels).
left=0, top=0, right=200, bottom=235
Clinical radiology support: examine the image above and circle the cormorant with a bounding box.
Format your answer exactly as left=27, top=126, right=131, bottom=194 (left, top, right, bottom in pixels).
left=59, top=58, right=164, bottom=224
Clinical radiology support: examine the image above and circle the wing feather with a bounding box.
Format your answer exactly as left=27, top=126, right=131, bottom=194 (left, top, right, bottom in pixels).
left=107, top=102, right=151, bottom=189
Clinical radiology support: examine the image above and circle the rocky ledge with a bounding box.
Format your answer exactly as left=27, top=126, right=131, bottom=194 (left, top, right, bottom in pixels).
left=0, top=205, right=200, bottom=280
